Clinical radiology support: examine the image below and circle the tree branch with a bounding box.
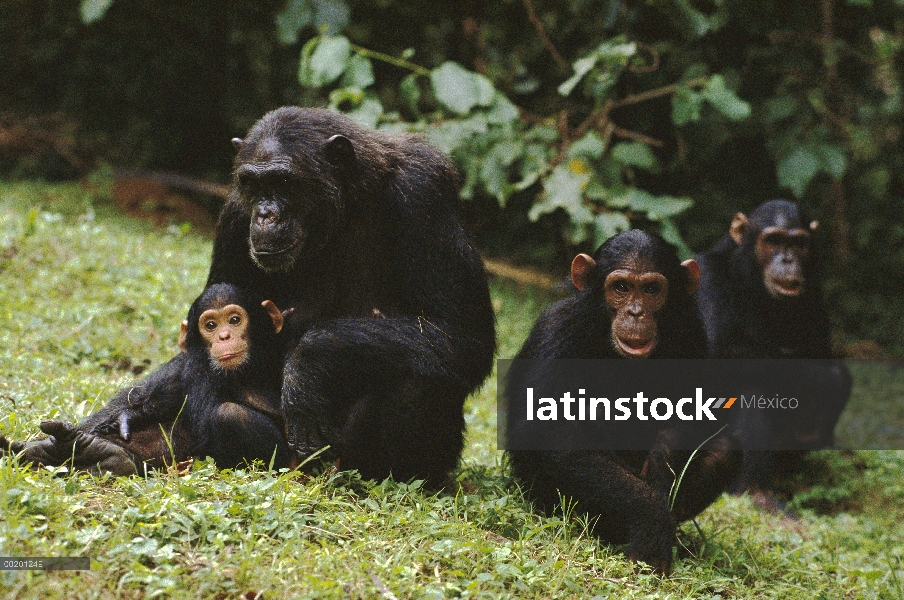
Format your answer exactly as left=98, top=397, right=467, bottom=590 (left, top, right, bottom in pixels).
left=610, top=77, right=706, bottom=110
left=349, top=43, right=432, bottom=78
left=822, top=0, right=849, bottom=258
left=611, top=125, right=664, bottom=148
left=522, top=0, right=568, bottom=69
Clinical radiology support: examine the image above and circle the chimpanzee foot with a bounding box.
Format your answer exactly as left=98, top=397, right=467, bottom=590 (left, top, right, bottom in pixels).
left=0, top=420, right=140, bottom=476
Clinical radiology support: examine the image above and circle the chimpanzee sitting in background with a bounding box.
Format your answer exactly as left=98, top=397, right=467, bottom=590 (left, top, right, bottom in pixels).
left=694, top=199, right=850, bottom=495
left=81, top=107, right=496, bottom=485
left=0, top=284, right=291, bottom=474
left=696, top=199, right=829, bottom=359
left=508, top=230, right=741, bottom=574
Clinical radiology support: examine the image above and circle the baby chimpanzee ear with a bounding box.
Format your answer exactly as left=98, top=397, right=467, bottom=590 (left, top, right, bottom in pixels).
left=178, top=320, right=188, bottom=353
left=570, top=253, right=596, bottom=291
left=262, top=300, right=284, bottom=334
left=681, top=259, right=700, bottom=296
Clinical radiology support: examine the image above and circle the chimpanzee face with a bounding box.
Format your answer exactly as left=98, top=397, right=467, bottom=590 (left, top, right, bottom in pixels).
left=754, top=227, right=811, bottom=298
left=603, top=263, right=669, bottom=358
left=236, top=166, right=314, bottom=273
left=729, top=203, right=817, bottom=300
left=199, top=303, right=252, bottom=371
left=570, top=245, right=699, bottom=359
left=232, top=127, right=354, bottom=274
left=178, top=284, right=284, bottom=373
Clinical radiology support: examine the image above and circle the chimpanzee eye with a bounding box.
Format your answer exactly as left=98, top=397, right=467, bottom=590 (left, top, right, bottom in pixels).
left=239, top=175, right=257, bottom=194
left=229, top=315, right=241, bottom=326
left=268, top=174, right=293, bottom=191
left=763, top=233, right=785, bottom=246
left=643, top=283, right=661, bottom=295
left=204, top=320, right=217, bottom=331
left=614, top=281, right=629, bottom=294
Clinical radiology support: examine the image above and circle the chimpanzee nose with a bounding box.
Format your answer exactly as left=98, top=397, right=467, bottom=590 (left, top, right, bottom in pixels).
left=253, top=202, right=277, bottom=227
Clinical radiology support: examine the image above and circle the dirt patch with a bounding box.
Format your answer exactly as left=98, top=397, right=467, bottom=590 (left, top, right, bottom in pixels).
left=110, top=177, right=216, bottom=234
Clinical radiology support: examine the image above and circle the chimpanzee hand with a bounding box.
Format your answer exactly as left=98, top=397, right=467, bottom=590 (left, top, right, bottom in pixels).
left=279, top=306, right=316, bottom=342
left=627, top=515, right=675, bottom=576
left=0, top=420, right=139, bottom=476
left=285, top=418, right=333, bottom=466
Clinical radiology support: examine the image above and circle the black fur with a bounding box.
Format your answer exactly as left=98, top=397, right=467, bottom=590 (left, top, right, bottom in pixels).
left=518, top=230, right=707, bottom=361
left=94, top=107, right=495, bottom=483
left=693, top=199, right=850, bottom=492
left=81, top=283, right=290, bottom=469
left=696, top=199, right=831, bottom=359
left=508, top=230, right=740, bottom=574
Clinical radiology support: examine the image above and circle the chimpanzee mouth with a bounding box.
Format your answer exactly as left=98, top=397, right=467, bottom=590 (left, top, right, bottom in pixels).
left=252, top=238, right=300, bottom=257
left=616, top=337, right=657, bottom=358
left=216, top=352, right=242, bottom=366
left=771, top=278, right=803, bottom=297
left=211, top=352, right=245, bottom=372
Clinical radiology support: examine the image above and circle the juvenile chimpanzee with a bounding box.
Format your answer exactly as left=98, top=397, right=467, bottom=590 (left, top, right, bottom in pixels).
left=1, top=284, right=291, bottom=473
left=82, top=107, right=496, bottom=484
left=694, top=199, right=850, bottom=494
left=507, top=230, right=741, bottom=574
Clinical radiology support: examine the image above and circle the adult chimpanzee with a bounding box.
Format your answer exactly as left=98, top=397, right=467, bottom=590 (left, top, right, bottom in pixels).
left=696, top=199, right=829, bottom=359
left=82, top=107, right=496, bottom=484
left=1, top=284, right=291, bottom=474
left=694, top=199, right=850, bottom=494
left=507, top=230, right=741, bottom=574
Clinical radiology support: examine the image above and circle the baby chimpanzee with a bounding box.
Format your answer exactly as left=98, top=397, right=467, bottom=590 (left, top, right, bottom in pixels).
left=1, top=284, right=291, bottom=474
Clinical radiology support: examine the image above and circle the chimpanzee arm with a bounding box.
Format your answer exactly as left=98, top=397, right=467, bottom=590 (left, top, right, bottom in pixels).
left=512, top=450, right=676, bottom=574
left=79, top=354, right=190, bottom=440
left=281, top=316, right=480, bottom=465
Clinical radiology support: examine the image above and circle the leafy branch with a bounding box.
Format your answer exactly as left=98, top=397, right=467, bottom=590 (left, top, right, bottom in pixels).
left=295, top=34, right=750, bottom=253
left=349, top=44, right=431, bottom=78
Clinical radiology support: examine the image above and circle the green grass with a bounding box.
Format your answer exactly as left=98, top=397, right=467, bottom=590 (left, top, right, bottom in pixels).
left=0, top=180, right=902, bottom=599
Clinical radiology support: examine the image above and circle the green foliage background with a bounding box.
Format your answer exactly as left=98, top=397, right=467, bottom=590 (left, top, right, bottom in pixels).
left=0, top=0, right=902, bottom=354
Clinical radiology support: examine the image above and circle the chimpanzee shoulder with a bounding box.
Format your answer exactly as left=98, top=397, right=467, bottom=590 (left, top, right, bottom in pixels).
left=694, top=234, right=740, bottom=356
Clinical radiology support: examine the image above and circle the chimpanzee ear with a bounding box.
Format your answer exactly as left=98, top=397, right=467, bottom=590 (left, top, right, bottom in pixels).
left=570, top=253, right=596, bottom=291
left=729, top=212, right=748, bottom=245
left=178, top=320, right=189, bottom=353
left=324, top=134, right=355, bottom=168
left=231, top=138, right=244, bottom=151
left=262, top=300, right=284, bottom=334
left=809, top=220, right=819, bottom=232
left=681, top=259, right=700, bottom=296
